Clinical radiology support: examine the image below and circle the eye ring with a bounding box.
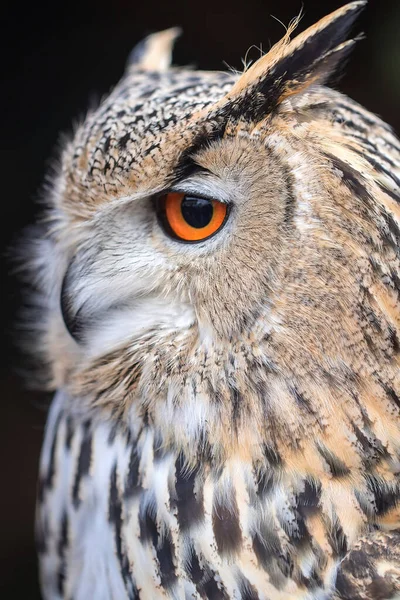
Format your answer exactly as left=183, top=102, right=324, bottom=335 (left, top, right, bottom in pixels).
left=156, top=192, right=229, bottom=243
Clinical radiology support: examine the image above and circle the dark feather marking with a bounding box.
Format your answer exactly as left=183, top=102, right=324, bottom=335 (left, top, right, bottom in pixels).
left=331, top=110, right=368, bottom=134
left=252, top=532, right=271, bottom=570
left=354, top=489, right=374, bottom=517
left=212, top=491, right=242, bottom=556
left=325, top=156, right=400, bottom=260
left=390, top=270, right=400, bottom=294
left=366, top=476, right=399, bottom=516
left=268, top=145, right=296, bottom=225
left=298, top=569, right=324, bottom=591
left=335, top=101, right=395, bottom=133
left=359, top=295, right=382, bottom=333
left=57, top=511, right=68, bottom=595
left=289, top=509, right=313, bottom=549
left=344, top=544, right=377, bottom=577
left=197, top=433, right=215, bottom=467
left=381, top=382, right=400, bottom=411
left=335, top=548, right=375, bottom=599
left=382, top=136, right=400, bottom=154
left=327, top=518, right=348, bottom=557
left=352, top=425, right=375, bottom=456
left=363, top=331, right=376, bottom=355
left=353, top=147, right=400, bottom=191
left=316, top=443, right=351, bottom=478
left=124, top=445, right=141, bottom=498
left=335, top=569, right=363, bottom=599
left=379, top=210, right=400, bottom=251
left=355, top=578, right=396, bottom=600
left=139, top=496, right=158, bottom=548
left=291, top=387, right=316, bottom=415
left=252, top=532, right=287, bottom=589
left=336, top=530, right=400, bottom=599
left=230, top=385, right=242, bottom=430
left=174, top=454, right=204, bottom=531
left=117, top=132, right=131, bottom=149
left=262, top=444, right=283, bottom=467
left=325, top=153, right=373, bottom=203
left=72, top=421, right=92, bottom=509
left=276, top=552, right=295, bottom=580
left=237, top=574, right=260, bottom=600
left=352, top=424, right=388, bottom=467
left=252, top=517, right=286, bottom=582
left=157, top=530, right=177, bottom=590
left=297, top=479, right=322, bottom=519
left=185, top=543, right=204, bottom=585
left=172, top=136, right=223, bottom=182
left=109, top=463, right=138, bottom=599
left=340, top=125, right=400, bottom=170
left=255, top=467, right=277, bottom=497
left=309, top=569, right=324, bottom=589
left=388, top=325, right=400, bottom=354
left=201, top=575, right=229, bottom=600
left=65, top=416, right=74, bottom=450
left=107, top=422, right=119, bottom=445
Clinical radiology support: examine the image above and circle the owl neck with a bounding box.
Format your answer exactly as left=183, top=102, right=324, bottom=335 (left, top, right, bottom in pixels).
left=66, top=319, right=399, bottom=505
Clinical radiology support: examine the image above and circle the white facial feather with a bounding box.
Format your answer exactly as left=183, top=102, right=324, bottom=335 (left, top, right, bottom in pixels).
left=86, top=299, right=195, bottom=358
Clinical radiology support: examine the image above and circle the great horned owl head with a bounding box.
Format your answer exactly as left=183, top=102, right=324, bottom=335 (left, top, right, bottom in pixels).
left=27, top=1, right=400, bottom=470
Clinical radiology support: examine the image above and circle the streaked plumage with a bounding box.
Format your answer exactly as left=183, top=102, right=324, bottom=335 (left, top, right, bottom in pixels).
left=26, top=2, right=400, bottom=598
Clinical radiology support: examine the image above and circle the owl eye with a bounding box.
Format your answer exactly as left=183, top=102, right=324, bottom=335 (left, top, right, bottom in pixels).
left=156, top=192, right=228, bottom=242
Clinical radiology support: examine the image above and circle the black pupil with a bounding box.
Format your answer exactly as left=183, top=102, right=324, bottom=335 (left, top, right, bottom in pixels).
left=180, top=196, right=213, bottom=228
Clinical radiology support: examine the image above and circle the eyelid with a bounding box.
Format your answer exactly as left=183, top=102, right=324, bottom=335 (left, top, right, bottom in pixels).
left=168, top=189, right=230, bottom=205
left=164, top=180, right=231, bottom=205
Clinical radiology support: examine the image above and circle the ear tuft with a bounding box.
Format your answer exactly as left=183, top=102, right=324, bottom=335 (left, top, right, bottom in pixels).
left=215, top=1, right=367, bottom=123
left=127, top=27, right=182, bottom=72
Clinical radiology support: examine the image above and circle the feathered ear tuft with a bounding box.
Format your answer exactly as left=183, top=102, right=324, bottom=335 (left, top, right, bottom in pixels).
left=127, top=27, right=181, bottom=72
left=215, top=1, right=366, bottom=123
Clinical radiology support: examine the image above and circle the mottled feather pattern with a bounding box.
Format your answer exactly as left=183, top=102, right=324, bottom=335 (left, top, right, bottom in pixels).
left=38, top=395, right=342, bottom=599
left=28, top=2, right=400, bottom=598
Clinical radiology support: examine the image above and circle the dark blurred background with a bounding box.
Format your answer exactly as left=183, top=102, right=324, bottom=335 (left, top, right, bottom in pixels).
left=1, top=0, right=399, bottom=597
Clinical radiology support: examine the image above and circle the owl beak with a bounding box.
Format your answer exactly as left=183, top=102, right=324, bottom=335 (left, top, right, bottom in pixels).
left=60, top=255, right=99, bottom=344
left=60, top=256, right=128, bottom=344
left=60, top=266, right=87, bottom=343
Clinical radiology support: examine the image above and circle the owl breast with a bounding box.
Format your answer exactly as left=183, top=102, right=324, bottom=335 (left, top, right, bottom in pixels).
left=37, top=392, right=347, bottom=600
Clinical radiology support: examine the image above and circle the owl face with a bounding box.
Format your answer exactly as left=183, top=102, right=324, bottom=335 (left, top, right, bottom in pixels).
left=61, top=129, right=293, bottom=352
left=33, top=1, right=400, bottom=466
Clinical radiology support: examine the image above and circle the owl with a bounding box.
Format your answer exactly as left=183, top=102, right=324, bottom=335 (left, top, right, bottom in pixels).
left=28, top=1, right=400, bottom=599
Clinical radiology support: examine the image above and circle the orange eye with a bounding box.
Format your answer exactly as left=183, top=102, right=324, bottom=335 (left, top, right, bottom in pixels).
left=157, top=192, right=228, bottom=242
